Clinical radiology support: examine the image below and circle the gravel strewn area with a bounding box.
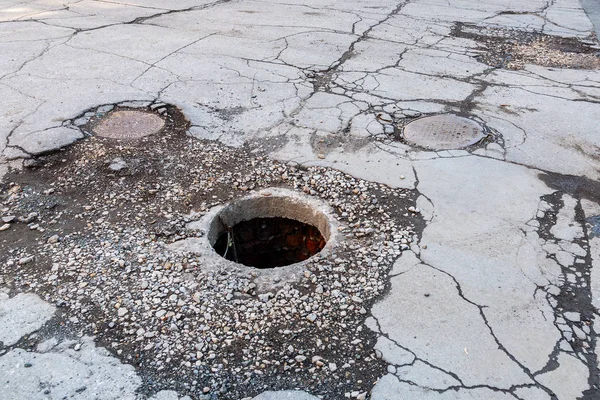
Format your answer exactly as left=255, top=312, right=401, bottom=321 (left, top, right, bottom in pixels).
left=0, top=105, right=423, bottom=400
left=453, top=23, right=600, bottom=70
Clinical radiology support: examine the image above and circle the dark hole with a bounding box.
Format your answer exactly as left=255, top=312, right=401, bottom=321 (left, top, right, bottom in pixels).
left=213, top=217, right=326, bottom=268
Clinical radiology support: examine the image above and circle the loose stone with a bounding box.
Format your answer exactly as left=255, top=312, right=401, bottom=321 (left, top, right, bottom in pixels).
left=295, top=355, right=307, bottom=363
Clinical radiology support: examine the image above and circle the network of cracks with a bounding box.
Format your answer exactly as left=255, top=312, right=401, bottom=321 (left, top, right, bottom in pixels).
left=0, top=103, right=424, bottom=399
left=0, top=101, right=599, bottom=399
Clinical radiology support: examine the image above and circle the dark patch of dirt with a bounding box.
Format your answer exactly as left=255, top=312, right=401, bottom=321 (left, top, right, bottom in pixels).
left=452, top=22, right=600, bottom=70
left=0, top=104, right=424, bottom=400
left=538, top=171, right=600, bottom=204
left=536, top=176, right=600, bottom=399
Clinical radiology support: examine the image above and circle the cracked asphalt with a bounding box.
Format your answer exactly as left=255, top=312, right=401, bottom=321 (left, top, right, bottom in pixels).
left=1, top=0, right=600, bottom=399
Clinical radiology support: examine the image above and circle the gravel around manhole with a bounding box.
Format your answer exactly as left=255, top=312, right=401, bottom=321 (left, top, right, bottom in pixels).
left=0, top=113, right=424, bottom=399
left=93, top=110, right=165, bottom=139
left=402, top=114, right=486, bottom=150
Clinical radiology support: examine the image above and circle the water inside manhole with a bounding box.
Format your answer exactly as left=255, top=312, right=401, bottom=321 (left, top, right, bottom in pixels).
left=213, top=217, right=326, bottom=268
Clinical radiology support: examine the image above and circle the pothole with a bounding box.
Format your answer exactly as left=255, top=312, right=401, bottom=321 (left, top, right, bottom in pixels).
left=208, top=192, right=331, bottom=268
left=0, top=133, right=422, bottom=399
left=92, top=110, right=165, bottom=139
left=452, top=23, right=600, bottom=70
left=401, top=114, right=487, bottom=150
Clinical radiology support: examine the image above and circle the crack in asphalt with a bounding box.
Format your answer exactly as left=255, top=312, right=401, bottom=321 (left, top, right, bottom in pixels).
left=1, top=0, right=600, bottom=398
left=365, top=162, right=600, bottom=398
left=2, top=0, right=600, bottom=158
left=533, top=180, right=600, bottom=399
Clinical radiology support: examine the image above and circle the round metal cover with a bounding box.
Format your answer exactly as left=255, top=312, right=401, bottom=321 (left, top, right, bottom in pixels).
left=93, top=110, right=164, bottom=139
left=402, top=114, right=485, bottom=150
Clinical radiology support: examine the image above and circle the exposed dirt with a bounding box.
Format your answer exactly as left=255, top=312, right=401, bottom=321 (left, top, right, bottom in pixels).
left=0, top=105, right=424, bottom=399
left=452, top=23, right=600, bottom=70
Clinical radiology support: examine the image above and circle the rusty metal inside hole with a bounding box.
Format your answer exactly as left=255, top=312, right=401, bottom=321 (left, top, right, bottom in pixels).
left=213, top=217, right=326, bottom=268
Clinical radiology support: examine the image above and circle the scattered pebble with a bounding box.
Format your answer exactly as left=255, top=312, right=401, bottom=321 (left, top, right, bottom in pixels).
left=0, top=132, right=419, bottom=399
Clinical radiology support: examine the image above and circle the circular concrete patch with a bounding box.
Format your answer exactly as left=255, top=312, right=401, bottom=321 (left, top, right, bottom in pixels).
left=208, top=192, right=331, bottom=269
left=402, top=114, right=486, bottom=150
left=93, top=110, right=165, bottom=139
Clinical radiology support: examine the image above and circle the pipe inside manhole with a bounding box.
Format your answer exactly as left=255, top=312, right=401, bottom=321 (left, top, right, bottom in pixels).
left=208, top=194, right=331, bottom=268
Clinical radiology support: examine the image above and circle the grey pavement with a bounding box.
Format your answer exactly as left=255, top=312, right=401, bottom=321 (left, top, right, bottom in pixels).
left=1, top=0, right=600, bottom=399
left=581, top=0, right=600, bottom=39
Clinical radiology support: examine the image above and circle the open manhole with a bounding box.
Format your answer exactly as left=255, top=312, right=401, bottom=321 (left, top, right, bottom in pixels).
left=402, top=114, right=486, bottom=150
left=208, top=192, right=331, bottom=268
left=92, top=110, right=165, bottom=139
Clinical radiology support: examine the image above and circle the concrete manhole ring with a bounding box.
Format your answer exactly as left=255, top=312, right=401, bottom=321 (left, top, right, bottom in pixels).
left=204, top=189, right=334, bottom=269
left=184, top=188, right=337, bottom=272
left=92, top=110, right=165, bottom=139
left=402, top=114, right=486, bottom=150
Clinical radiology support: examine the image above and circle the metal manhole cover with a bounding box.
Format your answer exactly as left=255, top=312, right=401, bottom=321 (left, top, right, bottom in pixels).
left=402, top=114, right=486, bottom=150
left=93, top=110, right=165, bottom=139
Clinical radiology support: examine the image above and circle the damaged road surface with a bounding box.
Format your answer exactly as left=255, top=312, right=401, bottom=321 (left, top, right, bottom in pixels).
left=1, top=0, right=600, bottom=399
left=0, top=111, right=422, bottom=399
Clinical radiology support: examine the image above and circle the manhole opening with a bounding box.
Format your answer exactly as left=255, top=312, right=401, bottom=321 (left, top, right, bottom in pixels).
left=208, top=194, right=331, bottom=269
left=213, top=217, right=326, bottom=268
